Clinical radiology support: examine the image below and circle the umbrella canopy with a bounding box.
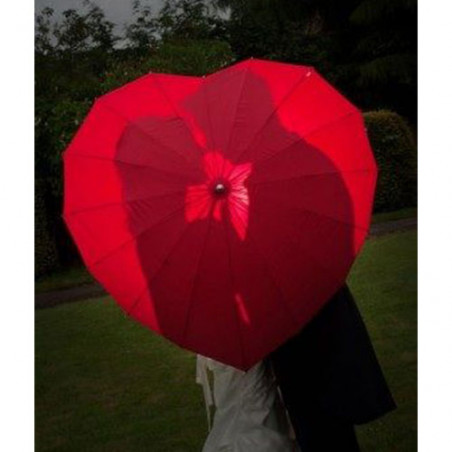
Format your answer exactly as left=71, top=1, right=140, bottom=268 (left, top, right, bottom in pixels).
left=63, top=59, right=377, bottom=370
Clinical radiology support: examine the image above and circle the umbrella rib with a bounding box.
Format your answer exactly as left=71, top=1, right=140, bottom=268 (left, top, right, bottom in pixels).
left=181, top=214, right=215, bottom=345
left=125, top=219, right=198, bottom=319
left=150, top=73, right=206, bottom=157
left=91, top=187, right=213, bottom=266
left=86, top=205, right=186, bottom=268
left=248, top=243, right=301, bottom=331
left=229, top=200, right=249, bottom=221
left=249, top=168, right=372, bottom=187
left=65, top=189, right=186, bottom=217
left=202, top=77, right=217, bottom=157
left=253, top=110, right=361, bottom=167
left=65, top=152, right=198, bottom=182
left=286, top=233, right=349, bottom=289
left=206, top=149, right=222, bottom=181
left=88, top=188, right=211, bottom=268
left=231, top=69, right=313, bottom=164
left=229, top=166, right=253, bottom=184
left=125, top=282, right=151, bottom=320
left=251, top=203, right=352, bottom=287
left=95, top=99, right=200, bottom=166
left=230, top=197, right=248, bottom=212
left=220, top=61, right=251, bottom=179
left=222, top=215, right=247, bottom=369
left=229, top=207, right=299, bottom=330
left=278, top=205, right=370, bottom=233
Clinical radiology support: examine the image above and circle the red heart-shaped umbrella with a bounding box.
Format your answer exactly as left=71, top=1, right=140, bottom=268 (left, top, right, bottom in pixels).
left=63, top=59, right=377, bottom=370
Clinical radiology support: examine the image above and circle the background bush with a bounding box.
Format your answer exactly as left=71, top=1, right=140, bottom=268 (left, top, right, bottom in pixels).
left=364, top=110, right=417, bottom=212
left=35, top=179, right=59, bottom=277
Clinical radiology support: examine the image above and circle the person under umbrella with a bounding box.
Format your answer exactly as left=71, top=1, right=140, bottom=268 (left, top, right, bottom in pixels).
left=63, top=59, right=379, bottom=372
left=196, top=355, right=299, bottom=451
left=197, top=285, right=395, bottom=452
left=63, top=59, right=394, bottom=450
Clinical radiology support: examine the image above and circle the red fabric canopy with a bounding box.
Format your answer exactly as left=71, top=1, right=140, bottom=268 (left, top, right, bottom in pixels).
left=63, top=59, right=377, bottom=370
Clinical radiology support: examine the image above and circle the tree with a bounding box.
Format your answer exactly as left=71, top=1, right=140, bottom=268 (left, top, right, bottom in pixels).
left=156, top=0, right=227, bottom=42
left=35, top=7, right=55, bottom=55
left=35, top=1, right=118, bottom=56
left=125, top=1, right=158, bottom=51
left=344, top=0, right=417, bottom=120
left=213, top=0, right=416, bottom=122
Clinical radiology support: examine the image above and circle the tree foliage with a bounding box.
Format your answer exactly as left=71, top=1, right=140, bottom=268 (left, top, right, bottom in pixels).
left=364, top=110, right=417, bottom=212
left=35, top=0, right=417, bottom=273
left=344, top=0, right=417, bottom=118
left=36, top=1, right=118, bottom=55
left=215, top=0, right=416, bottom=121
left=125, top=1, right=157, bottom=50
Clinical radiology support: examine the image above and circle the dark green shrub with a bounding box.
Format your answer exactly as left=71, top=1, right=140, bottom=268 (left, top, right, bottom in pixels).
left=364, top=110, right=417, bottom=212
left=35, top=179, right=59, bottom=278
left=148, top=39, right=234, bottom=76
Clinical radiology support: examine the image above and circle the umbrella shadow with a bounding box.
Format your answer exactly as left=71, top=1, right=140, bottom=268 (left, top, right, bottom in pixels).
left=116, top=66, right=360, bottom=369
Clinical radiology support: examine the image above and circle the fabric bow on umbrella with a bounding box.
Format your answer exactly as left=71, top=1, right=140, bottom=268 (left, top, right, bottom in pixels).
left=63, top=59, right=377, bottom=370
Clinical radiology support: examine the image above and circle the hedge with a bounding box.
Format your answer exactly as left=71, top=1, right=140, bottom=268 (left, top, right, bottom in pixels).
left=35, top=179, right=59, bottom=278
left=364, top=110, right=417, bottom=212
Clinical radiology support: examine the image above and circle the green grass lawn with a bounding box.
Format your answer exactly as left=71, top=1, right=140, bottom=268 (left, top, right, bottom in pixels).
left=371, top=207, right=417, bottom=224
left=350, top=231, right=417, bottom=451
left=35, top=230, right=417, bottom=451
left=35, top=265, right=94, bottom=293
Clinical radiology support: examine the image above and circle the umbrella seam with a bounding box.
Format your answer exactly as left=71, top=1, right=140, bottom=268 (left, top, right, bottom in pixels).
left=249, top=168, right=372, bottom=187
left=272, top=205, right=370, bottom=233
left=220, top=60, right=252, bottom=180
left=95, top=98, right=201, bottom=166
left=65, top=151, right=200, bottom=181
left=222, top=213, right=247, bottom=370
left=84, top=186, right=211, bottom=269
left=65, top=190, right=187, bottom=217
left=202, top=76, right=217, bottom=153
left=227, top=200, right=299, bottom=330
left=150, top=73, right=208, bottom=156
left=86, top=205, right=185, bottom=268
left=252, top=110, right=361, bottom=167
left=231, top=68, right=314, bottom=164
left=250, top=202, right=352, bottom=288
left=181, top=214, right=216, bottom=346
left=125, top=220, right=198, bottom=320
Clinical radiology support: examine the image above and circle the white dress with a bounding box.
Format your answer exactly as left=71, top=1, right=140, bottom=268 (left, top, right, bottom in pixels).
left=196, top=355, right=299, bottom=452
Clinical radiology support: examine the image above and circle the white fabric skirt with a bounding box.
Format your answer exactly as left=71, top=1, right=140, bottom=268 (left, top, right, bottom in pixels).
left=197, top=355, right=299, bottom=452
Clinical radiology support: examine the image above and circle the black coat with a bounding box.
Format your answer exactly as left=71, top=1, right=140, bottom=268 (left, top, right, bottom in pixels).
left=270, top=285, right=396, bottom=450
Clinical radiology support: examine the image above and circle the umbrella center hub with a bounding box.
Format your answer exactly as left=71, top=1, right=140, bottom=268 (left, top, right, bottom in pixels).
left=212, top=181, right=229, bottom=197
